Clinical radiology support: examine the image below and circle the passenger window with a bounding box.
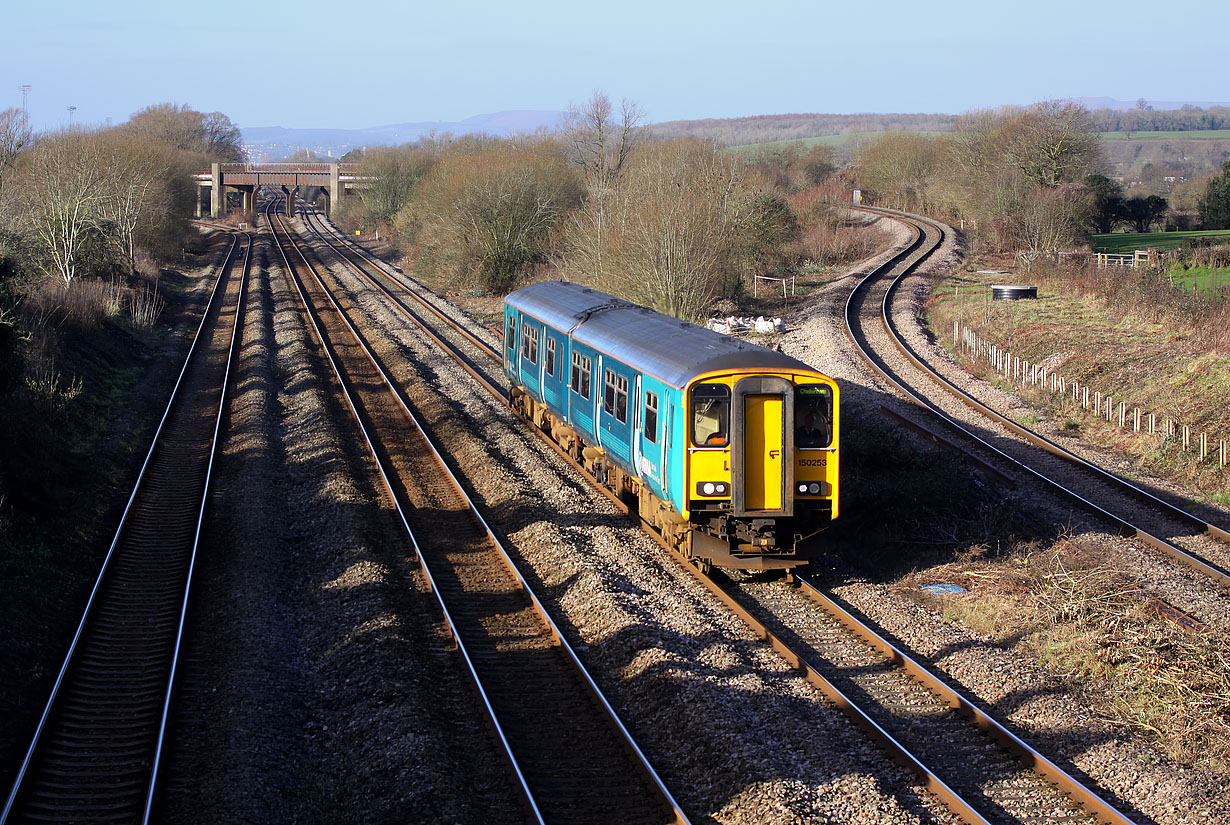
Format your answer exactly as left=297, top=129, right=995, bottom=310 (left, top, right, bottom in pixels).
left=604, top=370, right=628, bottom=423
left=603, top=369, right=616, bottom=415
left=545, top=337, right=556, bottom=377
left=571, top=352, right=591, bottom=399
left=644, top=392, right=659, bottom=443
left=615, top=375, right=628, bottom=423
left=690, top=383, right=730, bottom=447
left=795, top=385, right=833, bottom=448
left=505, top=316, right=516, bottom=354
left=521, top=323, right=538, bottom=364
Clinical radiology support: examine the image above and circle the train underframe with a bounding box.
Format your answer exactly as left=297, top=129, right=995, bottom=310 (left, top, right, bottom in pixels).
left=510, top=388, right=824, bottom=574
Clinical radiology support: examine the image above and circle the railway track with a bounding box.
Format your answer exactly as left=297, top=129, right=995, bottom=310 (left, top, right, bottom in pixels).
left=265, top=200, right=687, bottom=825
left=845, top=206, right=1230, bottom=593
left=294, top=207, right=1148, bottom=824
left=2, top=232, right=251, bottom=825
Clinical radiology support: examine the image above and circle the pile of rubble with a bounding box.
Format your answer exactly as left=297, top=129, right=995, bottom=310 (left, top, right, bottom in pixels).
left=705, top=316, right=786, bottom=336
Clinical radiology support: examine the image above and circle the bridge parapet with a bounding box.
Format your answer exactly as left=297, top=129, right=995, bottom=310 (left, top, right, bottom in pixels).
left=193, top=162, right=369, bottom=217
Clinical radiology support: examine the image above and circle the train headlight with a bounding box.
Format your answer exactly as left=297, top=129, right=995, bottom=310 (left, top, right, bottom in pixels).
left=798, top=482, right=823, bottom=495
left=809, top=482, right=822, bottom=495
left=696, top=482, right=729, bottom=496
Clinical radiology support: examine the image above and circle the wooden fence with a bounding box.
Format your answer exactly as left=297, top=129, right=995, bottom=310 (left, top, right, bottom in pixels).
left=954, top=321, right=1227, bottom=469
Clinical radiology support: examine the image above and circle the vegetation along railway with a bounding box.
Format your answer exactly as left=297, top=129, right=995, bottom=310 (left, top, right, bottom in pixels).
left=846, top=206, right=1230, bottom=625
left=295, top=200, right=1155, bottom=824
left=2, top=234, right=251, bottom=824
left=6, top=190, right=1224, bottom=823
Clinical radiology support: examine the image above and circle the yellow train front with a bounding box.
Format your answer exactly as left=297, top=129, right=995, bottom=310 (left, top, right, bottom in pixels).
left=503, top=281, right=839, bottom=572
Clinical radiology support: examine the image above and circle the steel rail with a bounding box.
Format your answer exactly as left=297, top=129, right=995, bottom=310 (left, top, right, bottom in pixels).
left=265, top=200, right=545, bottom=824
left=792, top=573, right=1135, bottom=825
left=293, top=203, right=1136, bottom=824
left=142, top=231, right=252, bottom=823
left=845, top=207, right=1230, bottom=588
left=296, top=206, right=507, bottom=400
left=268, top=201, right=690, bottom=825
left=302, top=206, right=501, bottom=361
left=2, top=231, right=249, bottom=825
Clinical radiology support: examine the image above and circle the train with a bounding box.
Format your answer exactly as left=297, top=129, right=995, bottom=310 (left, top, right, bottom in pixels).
left=503, top=281, right=839, bottom=572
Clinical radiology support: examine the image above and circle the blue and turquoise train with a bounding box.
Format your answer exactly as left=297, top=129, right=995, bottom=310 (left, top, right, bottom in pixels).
left=503, top=281, right=839, bottom=572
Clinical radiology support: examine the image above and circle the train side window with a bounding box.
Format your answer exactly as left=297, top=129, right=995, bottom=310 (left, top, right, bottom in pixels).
left=545, top=337, right=556, bottom=377
left=571, top=352, right=591, bottom=399
left=604, top=371, right=628, bottom=423
left=505, top=315, right=516, bottom=354
left=603, top=369, right=616, bottom=415
left=690, top=383, right=730, bottom=447
left=521, top=323, right=538, bottom=364
left=795, top=385, right=833, bottom=448
left=644, top=391, right=658, bottom=442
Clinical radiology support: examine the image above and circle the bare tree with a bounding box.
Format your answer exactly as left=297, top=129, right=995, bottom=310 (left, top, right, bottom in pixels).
left=1009, top=183, right=1090, bottom=268
left=0, top=108, right=32, bottom=203
left=413, top=142, right=582, bottom=292
left=95, top=135, right=165, bottom=276
left=16, top=131, right=111, bottom=288
left=123, top=103, right=243, bottom=161
left=562, top=139, right=755, bottom=320
left=560, top=91, right=645, bottom=190
left=1001, top=101, right=1103, bottom=189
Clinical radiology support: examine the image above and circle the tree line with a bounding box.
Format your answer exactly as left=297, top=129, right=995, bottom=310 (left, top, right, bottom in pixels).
left=332, top=92, right=870, bottom=320
left=0, top=103, right=241, bottom=289
left=642, top=105, right=1230, bottom=151
left=848, top=101, right=1230, bottom=263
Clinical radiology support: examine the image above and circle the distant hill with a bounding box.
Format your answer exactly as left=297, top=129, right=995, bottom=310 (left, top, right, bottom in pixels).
left=242, top=110, right=563, bottom=160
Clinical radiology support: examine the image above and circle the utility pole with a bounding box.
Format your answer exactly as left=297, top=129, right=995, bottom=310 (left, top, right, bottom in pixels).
left=18, top=84, right=31, bottom=113
left=67, top=105, right=76, bottom=127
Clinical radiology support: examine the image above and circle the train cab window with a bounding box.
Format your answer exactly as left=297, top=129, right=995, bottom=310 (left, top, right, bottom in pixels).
left=571, top=352, right=592, bottom=399
left=795, top=385, right=833, bottom=448
left=691, top=383, right=730, bottom=447
left=505, top=316, right=517, bottom=355
left=521, top=323, right=538, bottom=364
left=644, top=391, right=659, bottom=443
left=545, top=337, right=556, bottom=377
left=603, top=370, right=628, bottom=423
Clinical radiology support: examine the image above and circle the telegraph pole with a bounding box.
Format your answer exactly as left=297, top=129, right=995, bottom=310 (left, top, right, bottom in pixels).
left=18, top=84, right=31, bottom=114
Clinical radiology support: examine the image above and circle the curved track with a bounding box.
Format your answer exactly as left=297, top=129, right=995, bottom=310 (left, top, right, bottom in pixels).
left=266, top=200, right=687, bottom=825
left=2, top=232, right=251, bottom=825
left=846, top=206, right=1230, bottom=589
left=296, top=207, right=1149, bottom=825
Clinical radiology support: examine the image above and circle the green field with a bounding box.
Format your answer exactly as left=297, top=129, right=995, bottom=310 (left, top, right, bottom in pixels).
left=728, top=131, right=947, bottom=154
left=1090, top=230, right=1230, bottom=253
left=1167, top=266, right=1230, bottom=292
left=729, top=129, right=1230, bottom=155
left=1100, top=130, right=1230, bottom=140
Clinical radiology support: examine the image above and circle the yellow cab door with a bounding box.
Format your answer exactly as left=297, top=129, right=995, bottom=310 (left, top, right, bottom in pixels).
left=744, top=394, right=783, bottom=510
left=733, top=376, right=793, bottom=516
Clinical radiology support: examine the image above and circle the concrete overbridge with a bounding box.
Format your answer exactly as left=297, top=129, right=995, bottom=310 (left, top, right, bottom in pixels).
left=192, top=162, right=368, bottom=218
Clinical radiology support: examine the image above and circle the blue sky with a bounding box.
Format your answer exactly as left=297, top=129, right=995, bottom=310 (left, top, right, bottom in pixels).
left=4, top=0, right=1228, bottom=132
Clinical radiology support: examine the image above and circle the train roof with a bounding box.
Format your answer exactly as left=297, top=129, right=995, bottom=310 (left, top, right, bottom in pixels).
left=505, top=280, right=818, bottom=389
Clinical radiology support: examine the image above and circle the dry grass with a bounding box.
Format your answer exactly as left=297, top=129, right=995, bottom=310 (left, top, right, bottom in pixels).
left=927, top=260, right=1229, bottom=498
left=911, top=542, right=1230, bottom=771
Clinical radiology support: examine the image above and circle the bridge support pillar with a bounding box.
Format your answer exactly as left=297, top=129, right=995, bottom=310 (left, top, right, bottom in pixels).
left=211, top=162, right=223, bottom=218
left=330, top=163, right=343, bottom=212
left=196, top=184, right=208, bottom=218
left=239, top=186, right=255, bottom=214
left=282, top=185, right=297, bottom=218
